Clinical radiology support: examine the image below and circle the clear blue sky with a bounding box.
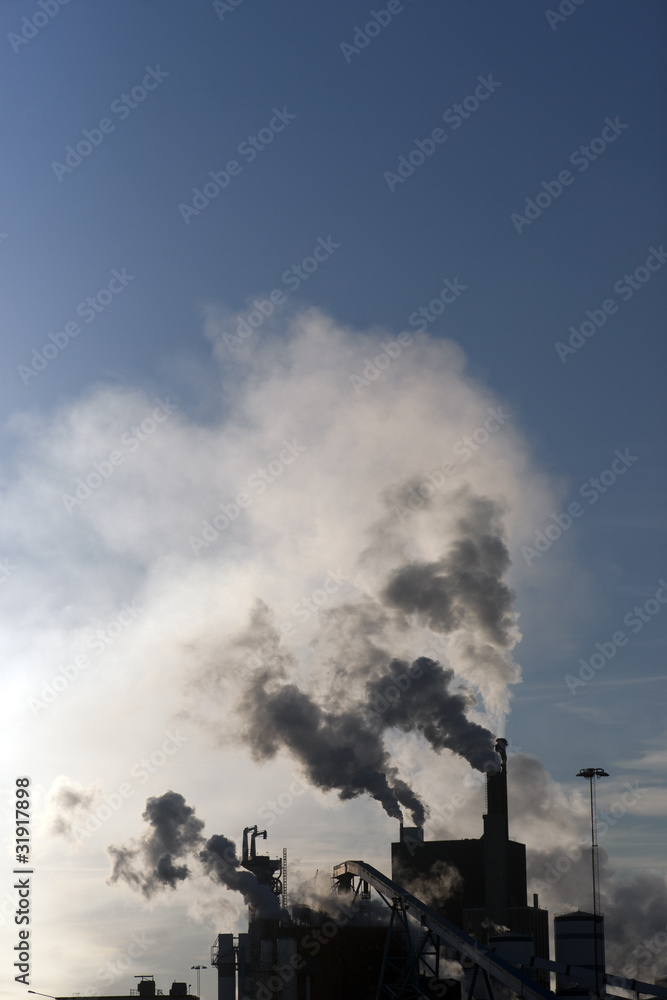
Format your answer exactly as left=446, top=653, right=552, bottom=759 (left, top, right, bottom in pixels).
left=1, top=0, right=666, bottom=994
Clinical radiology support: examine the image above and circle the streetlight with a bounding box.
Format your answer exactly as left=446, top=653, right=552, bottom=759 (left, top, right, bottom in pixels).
left=190, top=965, right=207, bottom=997
left=577, top=766, right=609, bottom=999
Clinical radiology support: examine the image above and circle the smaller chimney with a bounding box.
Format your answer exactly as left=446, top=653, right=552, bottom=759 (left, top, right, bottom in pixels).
left=399, top=823, right=424, bottom=846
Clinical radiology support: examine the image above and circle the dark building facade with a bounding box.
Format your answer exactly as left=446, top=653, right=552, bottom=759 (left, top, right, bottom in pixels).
left=57, top=975, right=198, bottom=1000
left=391, top=739, right=549, bottom=977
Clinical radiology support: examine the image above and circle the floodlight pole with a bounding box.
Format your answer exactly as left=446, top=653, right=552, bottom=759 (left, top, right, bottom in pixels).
left=191, top=965, right=207, bottom=998
left=577, top=767, right=609, bottom=999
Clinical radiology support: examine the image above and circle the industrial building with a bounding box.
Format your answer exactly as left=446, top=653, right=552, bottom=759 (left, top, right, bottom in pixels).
left=57, top=745, right=667, bottom=1000
left=56, top=975, right=199, bottom=1000
left=205, top=741, right=667, bottom=1000
left=390, top=738, right=549, bottom=978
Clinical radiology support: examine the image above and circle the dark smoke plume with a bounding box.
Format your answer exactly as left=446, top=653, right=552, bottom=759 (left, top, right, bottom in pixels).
left=383, top=493, right=516, bottom=647
left=367, top=657, right=500, bottom=772
left=107, top=790, right=205, bottom=897
left=201, top=834, right=281, bottom=917
left=108, top=792, right=280, bottom=917
left=239, top=672, right=427, bottom=825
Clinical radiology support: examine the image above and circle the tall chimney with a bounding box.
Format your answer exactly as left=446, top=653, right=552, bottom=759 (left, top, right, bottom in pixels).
left=483, top=737, right=509, bottom=925
left=486, top=737, right=509, bottom=830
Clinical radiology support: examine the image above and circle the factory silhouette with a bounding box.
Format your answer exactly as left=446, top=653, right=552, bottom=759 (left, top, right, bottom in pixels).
left=56, top=740, right=667, bottom=1000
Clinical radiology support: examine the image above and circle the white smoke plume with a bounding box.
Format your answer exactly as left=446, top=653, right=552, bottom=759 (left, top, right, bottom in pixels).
left=43, top=775, right=103, bottom=841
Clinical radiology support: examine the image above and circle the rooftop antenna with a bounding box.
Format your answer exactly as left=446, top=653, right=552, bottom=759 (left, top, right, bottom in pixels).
left=190, top=965, right=206, bottom=997
left=577, top=766, right=609, bottom=998
left=282, top=847, right=288, bottom=910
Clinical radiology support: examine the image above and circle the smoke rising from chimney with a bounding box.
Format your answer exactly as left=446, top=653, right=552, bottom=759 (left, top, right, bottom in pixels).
left=201, top=834, right=281, bottom=917
left=107, top=791, right=280, bottom=917
left=186, top=485, right=517, bottom=821
left=239, top=671, right=428, bottom=824
left=366, top=657, right=500, bottom=772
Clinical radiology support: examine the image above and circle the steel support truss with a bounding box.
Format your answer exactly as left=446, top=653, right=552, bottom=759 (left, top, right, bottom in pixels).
left=333, top=860, right=667, bottom=1000
left=333, top=860, right=554, bottom=1000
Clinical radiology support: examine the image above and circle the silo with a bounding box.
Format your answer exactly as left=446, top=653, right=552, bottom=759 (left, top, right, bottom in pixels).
left=555, top=910, right=605, bottom=997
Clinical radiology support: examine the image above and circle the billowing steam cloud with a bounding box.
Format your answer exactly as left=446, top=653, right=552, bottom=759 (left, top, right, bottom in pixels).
left=192, top=485, right=515, bottom=825
left=108, top=791, right=281, bottom=917
left=44, top=776, right=103, bottom=841
left=382, top=491, right=521, bottom=714
left=383, top=494, right=515, bottom=645
left=9, top=310, right=581, bottom=978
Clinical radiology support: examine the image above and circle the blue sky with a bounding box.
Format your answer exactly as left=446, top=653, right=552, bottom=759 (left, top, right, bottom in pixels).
left=1, top=0, right=666, bottom=995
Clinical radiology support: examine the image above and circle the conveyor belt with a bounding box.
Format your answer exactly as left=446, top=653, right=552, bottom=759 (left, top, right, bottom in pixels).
left=333, top=860, right=667, bottom=1000
left=333, top=860, right=555, bottom=1000
left=523, top=956, right=667, bottom=999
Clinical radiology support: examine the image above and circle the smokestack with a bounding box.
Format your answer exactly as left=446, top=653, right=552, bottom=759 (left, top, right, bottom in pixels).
left=483, top=737, right=509, bottom=925
left=486, top=736, right=509, bottom=833
left=399, top=823, right=424, bottom=849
